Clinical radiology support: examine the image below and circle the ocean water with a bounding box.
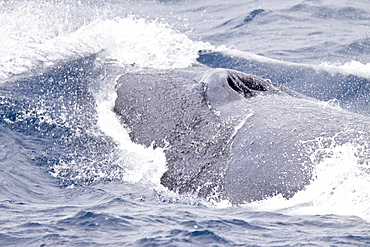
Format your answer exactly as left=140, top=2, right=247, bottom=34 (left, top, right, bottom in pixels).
left=1, top=0, right=370, bottom=246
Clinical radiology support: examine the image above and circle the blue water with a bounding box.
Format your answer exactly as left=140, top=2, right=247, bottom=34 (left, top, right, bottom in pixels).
left=1, top=0, right=370, bottom=246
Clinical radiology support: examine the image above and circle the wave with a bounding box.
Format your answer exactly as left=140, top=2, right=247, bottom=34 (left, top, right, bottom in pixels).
left=0, top=1, right=212, bottom=82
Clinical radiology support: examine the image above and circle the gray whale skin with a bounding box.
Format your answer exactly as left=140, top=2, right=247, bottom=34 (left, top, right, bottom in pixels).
left=114, top=67, right=370, bottom=204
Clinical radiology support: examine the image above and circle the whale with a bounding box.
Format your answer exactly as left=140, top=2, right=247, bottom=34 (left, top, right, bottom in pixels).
left=113, top=66, right=370, bottom=203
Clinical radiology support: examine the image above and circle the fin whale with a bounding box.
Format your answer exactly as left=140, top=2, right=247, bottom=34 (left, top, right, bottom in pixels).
left=114, top=67, right=370, bottom=203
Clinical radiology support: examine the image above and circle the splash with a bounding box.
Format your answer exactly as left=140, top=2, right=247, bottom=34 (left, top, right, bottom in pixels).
left=247, top=133, right=370, bottom=221
left=0, top=1, right=213, bottom=81
left=90, top=66, right=168, bottom=189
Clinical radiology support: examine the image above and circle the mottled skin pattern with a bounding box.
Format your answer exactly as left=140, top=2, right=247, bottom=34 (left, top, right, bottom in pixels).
left=114, top=67, right=233, bottom=200
left=114, top=67, right=370, bottom=203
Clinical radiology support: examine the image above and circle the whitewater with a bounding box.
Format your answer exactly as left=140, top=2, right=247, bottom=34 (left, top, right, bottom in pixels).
left=1, top=0, right=370, bottom=246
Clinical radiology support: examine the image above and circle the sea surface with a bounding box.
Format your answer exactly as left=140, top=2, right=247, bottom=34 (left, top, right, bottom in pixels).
left=1, top=0, right=370, bottom=246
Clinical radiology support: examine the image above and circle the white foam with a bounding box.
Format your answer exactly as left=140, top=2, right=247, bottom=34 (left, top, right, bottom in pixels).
left=321, top=61, right=370, bottom=78
left=94, top=17, right=212, bottom=69
left=246, top=139, right=370, bottom=221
